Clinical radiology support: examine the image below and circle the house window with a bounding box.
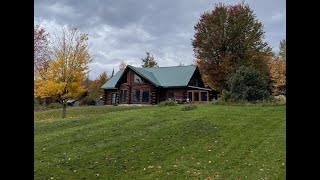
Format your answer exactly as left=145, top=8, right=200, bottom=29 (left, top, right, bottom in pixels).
left=111, top=93, right=117, bottom=105
left=142, top=90, right=149, bottom=102
left=194, top=92, right=199, bottom=101
left=201, top=92, right=207, bottom=101
left=168, top=92, right=174, bottom=99
left=188, top=91, right=192, bottom=101
left=134, top=74, right=144, bottom=83
left=133, top=89, right=140, bottom=102
left=120, top=90, right=128, bottom=102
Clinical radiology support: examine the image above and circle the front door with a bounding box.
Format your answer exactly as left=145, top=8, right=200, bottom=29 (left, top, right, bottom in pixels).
left=111, top=93, right=117, bottom=105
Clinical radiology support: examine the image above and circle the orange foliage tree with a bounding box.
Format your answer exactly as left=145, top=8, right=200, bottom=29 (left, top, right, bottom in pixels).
left=269, top=56, right=286, bottom=95
left=192, top=2, right=271, bottom=91
left=87, top=72, right=109, bottom=99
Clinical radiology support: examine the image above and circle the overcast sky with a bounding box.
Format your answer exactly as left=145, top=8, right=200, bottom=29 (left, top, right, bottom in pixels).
left=35, top=0, right=286, bottom=79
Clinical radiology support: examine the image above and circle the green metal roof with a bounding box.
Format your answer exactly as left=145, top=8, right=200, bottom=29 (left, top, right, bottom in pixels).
left=129, top=66, right=161, bottom=86
left=101, top=69, right=124, bottom=89
left=101, top=65, right=197, bottom=89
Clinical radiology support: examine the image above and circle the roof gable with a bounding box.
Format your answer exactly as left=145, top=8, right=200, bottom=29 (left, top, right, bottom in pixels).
left=128, top=66, right=161, bottom=86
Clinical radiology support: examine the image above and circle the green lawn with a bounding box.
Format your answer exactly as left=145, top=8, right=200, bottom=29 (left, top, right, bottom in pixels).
left=34, top=104, right=286, bottom=179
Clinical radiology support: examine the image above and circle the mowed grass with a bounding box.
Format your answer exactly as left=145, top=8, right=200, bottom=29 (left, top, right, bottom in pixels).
left=34, top=104, right=286, bottom=179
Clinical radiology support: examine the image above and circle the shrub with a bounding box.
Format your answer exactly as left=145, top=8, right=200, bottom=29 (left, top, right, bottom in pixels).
left=267, top=95, right=286, bottom=105
left=274, top=95, right=286, bottom=102
left=158, top=100, right=177, bottom=107
left=210, top=99, right=227, bottom=105
left=34, top=99, right=43, bottom=111
left=220, top=89, right=231, bottom=102
left=34, top=99, right=42, bottom=108
left=181, top=104, right=198, bottom=111
left=48, top=102, right=63, bottom=109
left=80, top=96, right=96, bottom=106
left=78, top=91, right=89, bottom=100
left=228, top=66, right=269, bottom=102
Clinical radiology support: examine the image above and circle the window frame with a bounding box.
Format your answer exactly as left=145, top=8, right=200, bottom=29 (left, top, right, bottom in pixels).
left=120, top=89, right=128, bottom=103
left=187, top=90, right=209, bottom=103
left=194, top=92, right=200, bottom=101
left=201, top=91, right=208, bottom=101
left=188, top=91, right=193, bottom=102
left=134, top=74, right=144, bottom=84
left=132, top=89, right=140, bottom=103
left=142, top=89, right=150, bottom=102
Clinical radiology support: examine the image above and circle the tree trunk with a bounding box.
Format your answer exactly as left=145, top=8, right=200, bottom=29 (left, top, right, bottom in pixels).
left=42, top=98, right=47, bottom=110
left=62, top=101, right=67, bottom=118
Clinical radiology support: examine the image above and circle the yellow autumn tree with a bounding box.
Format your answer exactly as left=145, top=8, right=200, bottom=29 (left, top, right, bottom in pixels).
left=269, top=56, right=286, bottom=95
left=34, top=26, right=92, bottom=118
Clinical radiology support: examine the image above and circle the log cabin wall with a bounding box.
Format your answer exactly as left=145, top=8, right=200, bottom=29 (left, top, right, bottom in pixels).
left=159, top=88, right=186, bottom=101
left=116, top=69, right=156, bottom=104
left=103, top=89, right=118, bottom=105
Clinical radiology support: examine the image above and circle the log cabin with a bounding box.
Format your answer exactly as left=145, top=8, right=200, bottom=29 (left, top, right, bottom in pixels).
left=101, top=65, right=214, bottom=105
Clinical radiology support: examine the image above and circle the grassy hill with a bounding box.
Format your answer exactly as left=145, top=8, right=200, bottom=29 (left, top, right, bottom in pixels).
left=34, top=104, right=286, bottom=179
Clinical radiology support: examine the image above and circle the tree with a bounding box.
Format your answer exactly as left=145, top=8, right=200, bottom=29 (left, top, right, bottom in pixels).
left=87, top=80, right=100, bottom=99
left=269, top=39, right=286, bottom=95
left=119, top=60, right=127, bottom=70
left=87, top=72, right=109, bottom=99
left=269, top=57, right=286, bottom=95
left=34, top=25, right=51, bottom=79
left=34, top=26, right=92, bottom=118
left=34, top=25, right=52, bottom=109
left=228, top=66, right=269, bottom=101
left=192, top=2, right=271, bottom=91
left=279, top=38, right=286, bottom=60
left=83, top=75, right=90, bottom=89
left=98, top=71, right=108, bottom=85
left=111, top=68, right=114, bottom=77
left=141, top=52, right=159, bottom=68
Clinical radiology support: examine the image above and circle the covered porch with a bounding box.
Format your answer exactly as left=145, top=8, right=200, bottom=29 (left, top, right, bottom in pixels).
left=186, top=86, right=211, bottom=104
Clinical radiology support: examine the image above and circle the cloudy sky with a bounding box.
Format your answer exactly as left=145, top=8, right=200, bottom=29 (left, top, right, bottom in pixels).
left=35, top=0, right=286, bottom=79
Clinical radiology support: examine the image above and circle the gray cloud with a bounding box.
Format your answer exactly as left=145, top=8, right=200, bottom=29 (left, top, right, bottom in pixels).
left=35, top=0, right=285, bottom=79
